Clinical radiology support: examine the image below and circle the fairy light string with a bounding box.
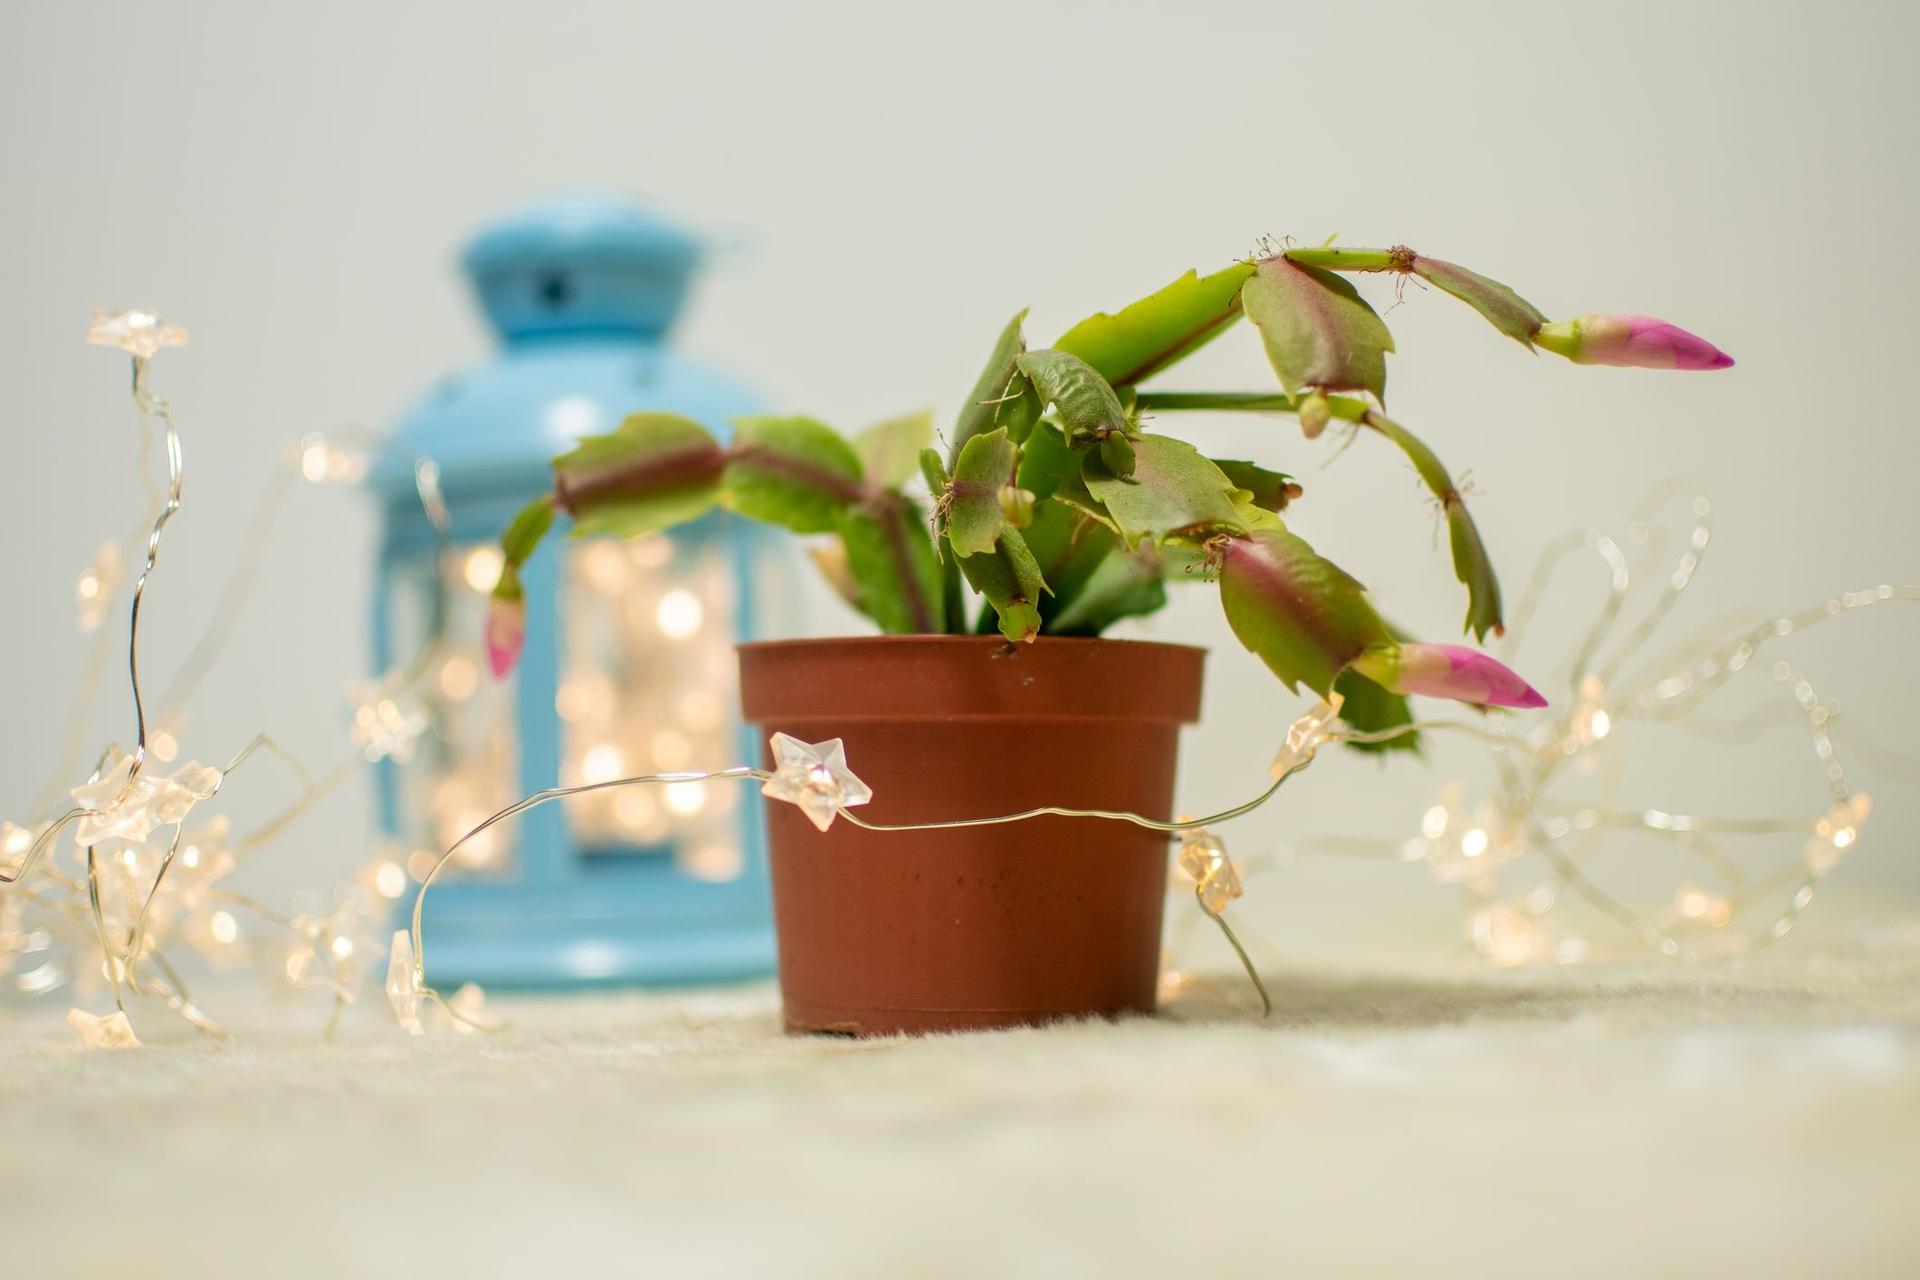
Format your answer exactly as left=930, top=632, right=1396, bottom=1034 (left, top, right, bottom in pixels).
left=0, top=312, right=463, bottom=1045
left=402, top=729, right=1336, bottom=1025
left=1229, top=493, right=1915, bottom=969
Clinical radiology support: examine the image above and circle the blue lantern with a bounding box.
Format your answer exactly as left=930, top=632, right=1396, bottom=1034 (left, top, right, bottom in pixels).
left=367, top=194, right=782, bottom=988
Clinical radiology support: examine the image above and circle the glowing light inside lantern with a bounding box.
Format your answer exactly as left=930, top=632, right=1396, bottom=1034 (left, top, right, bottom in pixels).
left=630, top=536, right=672, bottom=569
left=664, top=781, right=707, bottom=816
left=438, top=655, right=479, bottom=702
left=656, top=589, right=703, bottom=639
left=581, top=743, right=625, bottom=785
left=462, top=547, right=504, bottom=593
left=613, top=788, right=659, bottom=832
left=679, top=843, right=743, bottom=882
left=651, top=729, right=691, bottom=769
left=579, top=541, right=629, bottom=594
left=558, top=541, right=742, bottom=856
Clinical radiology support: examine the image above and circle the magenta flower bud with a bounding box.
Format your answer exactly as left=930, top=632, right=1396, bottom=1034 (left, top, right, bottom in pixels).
left=485, top=594, right=526, bottom=678
left=1536, top=315, right=1732, bottom=370
left=1353, top=643, right=1547, bottom=709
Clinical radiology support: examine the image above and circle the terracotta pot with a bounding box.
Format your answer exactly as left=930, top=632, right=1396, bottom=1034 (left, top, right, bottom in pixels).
left=738, top=635, right=1206, bottom=1036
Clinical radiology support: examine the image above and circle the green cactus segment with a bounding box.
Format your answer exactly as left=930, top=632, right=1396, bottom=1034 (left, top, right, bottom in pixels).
left=721, top=416, right=867, bottom=534
left=954, top=526, right=1048, bottom=643
left=1217, top=526, right=1390, bottom=697
left=1082, top=434, right=1245, bottom=546
left=499, top=494, right=556, bottom=569
left=1410, top=257, right=1548, bottom=348
left=1242, top=256, right=1394, bottom=403
left=951, top=309, right=1042, bottom=462
left=551, top=412, right=726, bottom=538
left=835, top=494, right=946, bottom=634
left=1363, top=412, right=1504, bottom=640
left=946, top=427, right=1018, bottom=557
left=852, top=408, right=935, bottom=488
left=1054, top=262, right=1256, bottom=386
left=1013, top=349, right=1133, bottom=444
left=1212, top=459, right=1297, bottom=513
left=1020, top=503, right=1164, bottom=636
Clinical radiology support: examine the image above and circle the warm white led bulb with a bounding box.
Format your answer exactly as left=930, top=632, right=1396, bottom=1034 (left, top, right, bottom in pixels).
left=656, top=589, right=704, bottom=639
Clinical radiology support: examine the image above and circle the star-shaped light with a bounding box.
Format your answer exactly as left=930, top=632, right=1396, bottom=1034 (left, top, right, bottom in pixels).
left=70, top=751, right=223, bottom=847
left=761, top=733, right=872, bottom=832
left=1269, top=694, right=1344, bottom=780
left=67, top=1007, right=141, bottom=1050
left=385, top=929, right=425, bottom=1035
left=1175, top=825, right=1242, bottom=914
left=86, top=308, right=189, bottom=359
left=346, top=672, right=431, bottom=764
left=286, top=891, right=380, bottom=1001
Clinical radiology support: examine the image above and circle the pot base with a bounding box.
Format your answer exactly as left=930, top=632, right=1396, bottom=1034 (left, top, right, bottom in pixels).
left=783, top=997, right=1156, bottom=1038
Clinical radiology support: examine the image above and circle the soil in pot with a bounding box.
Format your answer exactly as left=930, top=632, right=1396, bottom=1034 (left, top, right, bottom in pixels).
left=738, top=635, right=1205, bottom=1037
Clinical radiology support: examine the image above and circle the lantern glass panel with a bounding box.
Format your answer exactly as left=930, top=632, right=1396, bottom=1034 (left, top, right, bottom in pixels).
left=558, top=531, right=744, bottom=880
left=385, top=545, right=521, bottom=879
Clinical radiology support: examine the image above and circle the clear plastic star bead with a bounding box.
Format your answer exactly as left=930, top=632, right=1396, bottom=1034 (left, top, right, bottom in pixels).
left=70, top=751, right=224, bottom=847
left=287, top=893, right=380, bottom=1001
left=1269, top=694, right=1345, bottom=780
left=1176, top=827, right=1243, bottom=914
left=86, top=308, right=189, bottom=358
left=67, top=1007, right=141, bottom=1050
left=385, top=930, right=425, bottom=1036
left=345, top=672, right=431, bottom=764
left=761, top=733, right=873, bottom=832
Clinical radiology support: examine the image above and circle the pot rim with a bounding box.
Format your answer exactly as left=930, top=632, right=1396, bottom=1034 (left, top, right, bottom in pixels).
left=737, top=633, right=1208, bottom=725
left=737, top=633, right=1209, bottom=658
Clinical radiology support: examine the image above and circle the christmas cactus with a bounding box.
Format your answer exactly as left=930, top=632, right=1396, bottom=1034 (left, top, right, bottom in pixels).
left=486, top=241, right=1729, bottom=745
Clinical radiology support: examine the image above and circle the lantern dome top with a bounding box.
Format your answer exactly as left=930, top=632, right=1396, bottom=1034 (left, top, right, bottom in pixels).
left=369, top=194, right=756, bottom=507
left=461, top=192, right=702, bottom=343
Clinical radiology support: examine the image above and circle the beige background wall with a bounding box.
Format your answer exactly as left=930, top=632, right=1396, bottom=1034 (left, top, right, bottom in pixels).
left=2, top=0, right=1915, bottom=959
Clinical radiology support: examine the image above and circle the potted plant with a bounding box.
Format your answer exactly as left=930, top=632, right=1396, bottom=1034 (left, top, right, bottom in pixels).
left=484, top=242, right=1730, bottom=1035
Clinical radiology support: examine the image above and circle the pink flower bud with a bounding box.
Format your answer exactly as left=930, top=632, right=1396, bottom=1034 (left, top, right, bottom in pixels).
left=1353, top=643, right=1547, bottom=709
left=485, top=594, right=526, bottom=678
left=1536, top=315, right=1732, bottom=370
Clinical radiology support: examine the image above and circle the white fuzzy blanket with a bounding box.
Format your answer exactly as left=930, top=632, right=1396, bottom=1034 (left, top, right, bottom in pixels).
left=6, top=924, right=1920, bottom=1279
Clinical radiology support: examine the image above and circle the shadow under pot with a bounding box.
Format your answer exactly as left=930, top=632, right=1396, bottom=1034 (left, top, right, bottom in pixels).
left=737, top=635, right=1206, bottom=1037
